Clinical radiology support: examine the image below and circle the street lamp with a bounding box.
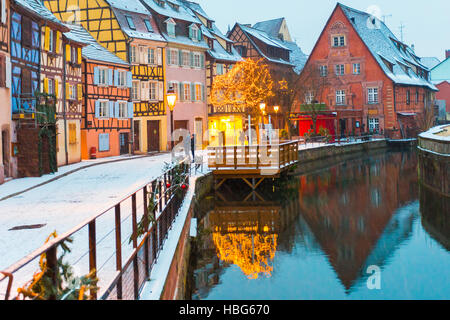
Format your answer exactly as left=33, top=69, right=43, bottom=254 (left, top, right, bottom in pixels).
left=259, top=102, right=266, bottom=125
left=167, top=85, right=177, bottom=150
left=274, top=105, right=280, bottom=129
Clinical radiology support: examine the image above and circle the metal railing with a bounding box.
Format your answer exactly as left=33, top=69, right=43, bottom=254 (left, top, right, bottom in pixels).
left=0, top=160, right=190, bottom=300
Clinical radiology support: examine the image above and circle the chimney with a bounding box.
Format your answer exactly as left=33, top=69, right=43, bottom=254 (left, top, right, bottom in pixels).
left=446, top=50, right=450, bottom=59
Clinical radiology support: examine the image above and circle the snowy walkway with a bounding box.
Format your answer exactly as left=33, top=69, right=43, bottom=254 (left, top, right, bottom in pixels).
left=0, top=153, right=173, bottom=271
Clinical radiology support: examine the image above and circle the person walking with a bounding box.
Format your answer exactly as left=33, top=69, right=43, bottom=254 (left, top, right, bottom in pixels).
left=191, top=133, right=195, bottom=162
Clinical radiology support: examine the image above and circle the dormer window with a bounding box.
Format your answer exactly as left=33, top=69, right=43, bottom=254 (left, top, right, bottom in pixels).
left=207, top=20, right=213, bottom=29
left=226, top=43, right=231, bottom=53
left=189, top=24, right=201, bottom=42
left=144, top=19, right=153, bottom=32
left=165, top=18, right=176, bottom=37
left=125, top=16, right=136, bottom=30
left=156, top=0, right=165, bottom=7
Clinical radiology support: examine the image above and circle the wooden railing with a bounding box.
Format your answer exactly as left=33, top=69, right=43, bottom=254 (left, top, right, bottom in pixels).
left=208, top=141, right=299, bottom=171
left=0, top=161, right=190, bottom=300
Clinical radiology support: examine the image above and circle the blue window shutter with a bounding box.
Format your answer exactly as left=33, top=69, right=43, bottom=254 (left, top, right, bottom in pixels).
left=167, top=48, right=171, bottom=64
left=189, top=26, right=193, bottom=39
left=128, top=102, right=134, bottom=118
left=127, top=71, right=133, bottom=88
left=179, top=83, right=184, bottom=102
left=178, top=50, right=182, bottom=66
left=109, top=101, right=114, bottom=118
left=108, top=69, right=113, bottom=86
left=198, top=29, right=202, bottom=41
left=201, top=84, right=205, bottom=101
left=200, top=54, right=205, bottom=69
left=114, top=70, right=119, bottom=86
left=114, top=101, right=120, bottom=118
left=95, top=100, right=100, bottom=118
left=94, top=67, right=99, bottom=85
left=190, top=52, right=194, bottom=67
left=191, top=83, right=195, bottom=102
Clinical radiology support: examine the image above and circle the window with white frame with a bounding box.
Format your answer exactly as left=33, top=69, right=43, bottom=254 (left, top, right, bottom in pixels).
left=169, top=49, right=178, bottom=65
left=141, top=81, right=149, bottom=100
left=191, top=26, right=199, bottom=41
left=48, top=29, right=54, bottom=52
left=319, top=65, right=327, bottom=77
left=195, top=84, right=202, bottom=101
left=369, top=118, right=380, bottom=133
left=70, top=84, right=77, bottom=100
left=183, top=83, right=191, bottom=101
left=48, top=78, right=54, bottom=95
left=216, top=63, right=224, bottom=75
left=147, top=48, right=156, bottom=65
left=132, top=80, right=140, bottom=100
left=335, top=64, right=345, bottom=76
left=98, top=100, right=109, bottom=118
left=182, top=51, right=190, bottom=66
left=149, top=81, right=157, bottom=100
left=305, top=91, right=314, bottom=104
left=193, top=53, right=201, bottom=68
left=368, top=88, right=378, bottom=104
left=332, top=35, right=346, bottom=47
left=118, top=101, right=128, bottom=118
left=353, top=63, right=361, bottom=74
left=336, top=90, right=346, bottom=105
left=117, top=70, right=126, bottom=87
left=130, top=46, right=138, bottom=64
left=98, top=68, right=108, bottom=85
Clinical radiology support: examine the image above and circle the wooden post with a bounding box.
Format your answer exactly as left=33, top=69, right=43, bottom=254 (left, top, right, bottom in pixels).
left=131, top=194, right=137, bottom=249
left=115, top=204, right=122, bottom=299
left=46, top=246, right=58, bottom=300
left=88, top=221, right=97, bottom=300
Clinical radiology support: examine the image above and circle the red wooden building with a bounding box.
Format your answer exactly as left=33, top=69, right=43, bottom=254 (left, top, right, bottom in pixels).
left=295, top=3, right=438, bottom=139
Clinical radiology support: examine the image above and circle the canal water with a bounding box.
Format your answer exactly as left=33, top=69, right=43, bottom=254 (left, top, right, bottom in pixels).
left=188, top=149, right=450, bottom=300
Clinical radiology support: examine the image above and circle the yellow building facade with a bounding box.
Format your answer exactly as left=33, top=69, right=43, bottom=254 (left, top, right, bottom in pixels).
left=43, top=0, right=168, bottom=153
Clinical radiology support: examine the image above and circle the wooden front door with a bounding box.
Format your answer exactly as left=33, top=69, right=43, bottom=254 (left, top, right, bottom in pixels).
left=119, top=133, right=129, bottom=155
left=147, top=120, right=160, bottom=152
left=134, top=120, right=140, bottom=151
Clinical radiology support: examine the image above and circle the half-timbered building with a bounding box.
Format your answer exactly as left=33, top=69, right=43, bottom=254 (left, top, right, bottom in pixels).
left=10, top=0, right=69, bottom=177
left=294, top=3, right=438, bottom=139
left=0, top=0, right=12, bottom=183
left=227, top=18, right=307, bottom=132
left=140, top=0, right=209, bottom=149
left=42, top=0, right=168, bottom=154
left=182, top=1, right=243, bottom=146
left=64, top=24, right=132, bottom=160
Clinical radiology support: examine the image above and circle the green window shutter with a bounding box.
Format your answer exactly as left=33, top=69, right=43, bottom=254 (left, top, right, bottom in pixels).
left=191, top=83, right=195, bottom=102
left=178, top=49, right=182, bottom=66
left=190, top=52, right=194, bottom=67
left=189, top=26, right=193, bottom=39
left=179, top=82, right=184, bottom=101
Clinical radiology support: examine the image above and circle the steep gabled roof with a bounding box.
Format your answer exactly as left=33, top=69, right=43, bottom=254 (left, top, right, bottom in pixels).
left=13, top=0, right=68, bottom=30
left=139, top=0, right=199, bottom=24
left=338, top=3, right=437, bottom=91
left=420, top=57, right=441, bottom=70
left=64, top=23, right=129, bottom=66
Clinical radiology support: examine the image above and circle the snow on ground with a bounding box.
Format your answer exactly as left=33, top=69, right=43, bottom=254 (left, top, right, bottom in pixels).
left=0, top=151, right=211, bottom=299
left=0, top=153, right=173, bottom=270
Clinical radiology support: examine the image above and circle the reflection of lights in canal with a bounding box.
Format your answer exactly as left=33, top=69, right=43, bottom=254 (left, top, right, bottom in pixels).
left=212, top=232, right=278, bottom=280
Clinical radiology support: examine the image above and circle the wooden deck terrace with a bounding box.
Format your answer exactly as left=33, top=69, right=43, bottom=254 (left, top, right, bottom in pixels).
left=207, top=140, right=300, bottom=190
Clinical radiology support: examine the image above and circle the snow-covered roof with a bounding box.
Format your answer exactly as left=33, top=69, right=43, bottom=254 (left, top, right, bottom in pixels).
left=281, top=41, right=308, bottom=74
left=420, top=57, right=441, bottom=70
left=63, top=24, right=129, bottom=66
left=253, top=18, right=285, bottom=39
left=419, top=124, right=450, bottom=142
left=105, top=0, right=149, bottom=14
left=181, top=0, right=213, bottom=22
left=14, top=0, right=68, bottom=30
left=208, top=39, right=242, bottom=63
left=431, top=57, right=450, bottom=82
left=239, top=23, right=291, bottom=51
left=109, top=5, right=166, bottom=43
left=140, top=0, right=199, bottom=24
left=339, top=3, right=437, bottom=91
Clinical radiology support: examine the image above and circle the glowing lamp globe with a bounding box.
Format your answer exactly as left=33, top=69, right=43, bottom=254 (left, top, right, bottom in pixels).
left=167, top=86, right=177, bottom=112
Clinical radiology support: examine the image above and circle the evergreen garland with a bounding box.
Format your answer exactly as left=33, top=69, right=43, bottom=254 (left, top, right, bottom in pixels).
left=17, top=232, right=99, bottom=300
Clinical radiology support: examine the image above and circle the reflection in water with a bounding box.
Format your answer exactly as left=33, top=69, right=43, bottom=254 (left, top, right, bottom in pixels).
left=190, top=150, right=450, bottom=300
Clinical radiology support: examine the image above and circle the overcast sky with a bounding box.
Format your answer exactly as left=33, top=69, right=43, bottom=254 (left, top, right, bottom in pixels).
left=194, top=0, right=450, bottom=61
